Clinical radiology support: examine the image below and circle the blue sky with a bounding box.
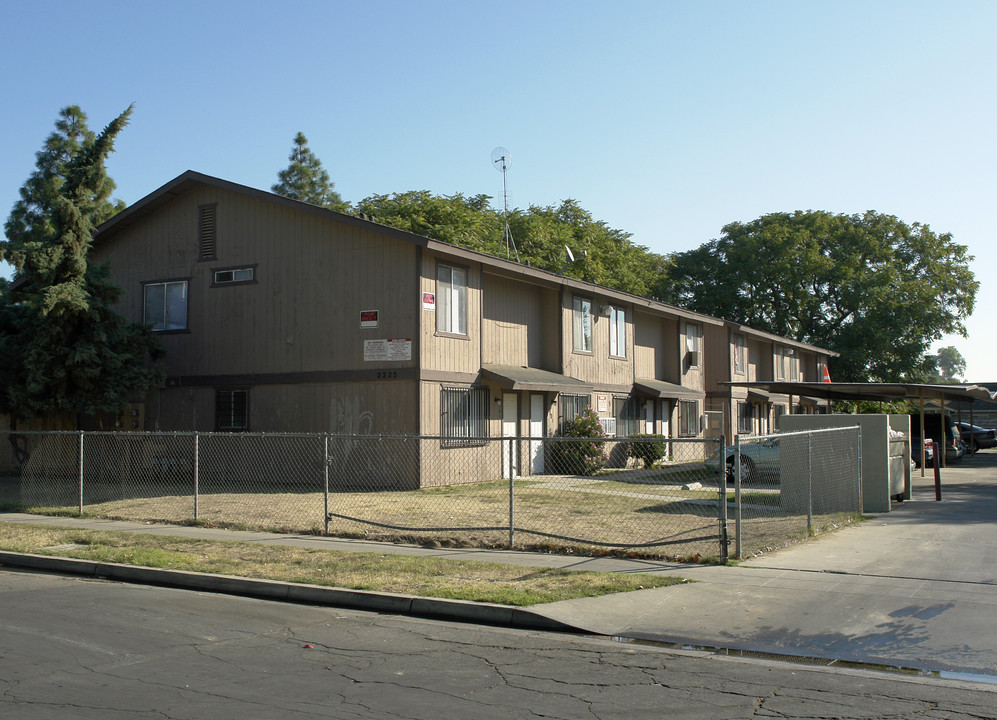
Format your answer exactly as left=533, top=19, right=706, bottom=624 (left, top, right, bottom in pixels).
left=2, top=0, right=994, bottom=380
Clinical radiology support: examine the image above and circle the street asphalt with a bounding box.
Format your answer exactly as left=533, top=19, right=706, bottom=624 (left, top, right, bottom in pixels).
left=2, top=449, right=995, bottom=682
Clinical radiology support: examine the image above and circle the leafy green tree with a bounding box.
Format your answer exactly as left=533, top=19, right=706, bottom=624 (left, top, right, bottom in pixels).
left=3, top=106, right=125, bottom=276
left=355, top=191, right=667, bottom=297
left=0, top=105, right=163, bottom=424
left=933, top=346, right=966, bottom=383
left=659, top=211, right=978, bottom=383
left=272, top=132, right=348, bottom=211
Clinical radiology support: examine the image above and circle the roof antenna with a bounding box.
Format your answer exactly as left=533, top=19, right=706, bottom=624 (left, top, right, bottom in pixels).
left=491, top=147, right=519, bottom=262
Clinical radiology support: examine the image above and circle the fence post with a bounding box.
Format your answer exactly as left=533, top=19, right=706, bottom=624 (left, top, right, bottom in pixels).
left=323, top=434, right=330, bottom=535
left=733, top=434, right=741, bottom=561
left=193, top=432, right=199, bottom=521
left=77, top=431, right=84, bottom=515
left=719, top=434, right=728, bottom=563
left=806, top=432, right=813, bottom=535
left=856, top=426, right=864, bottom=510
left=507, top=438, right=515, bottom=548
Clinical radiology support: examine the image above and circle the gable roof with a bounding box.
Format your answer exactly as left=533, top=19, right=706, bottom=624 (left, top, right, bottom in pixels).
left=94, top=170, right=833, bottom=354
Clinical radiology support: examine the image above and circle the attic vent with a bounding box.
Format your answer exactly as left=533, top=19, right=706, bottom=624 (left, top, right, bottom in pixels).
left=199, top=204, right=217, bottom=260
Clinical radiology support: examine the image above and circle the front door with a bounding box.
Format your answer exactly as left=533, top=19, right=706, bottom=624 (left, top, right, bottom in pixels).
left=502, top=392, right=519, bottom=478
left=529, top=394, right=545, bottom=475
left=645, top=401, right=654, bottom=434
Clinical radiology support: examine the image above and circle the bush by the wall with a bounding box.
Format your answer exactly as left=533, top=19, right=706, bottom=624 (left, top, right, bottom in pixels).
left=547, top=408, right=607, bottom=475
left=626, top=433, right=668, bottom=468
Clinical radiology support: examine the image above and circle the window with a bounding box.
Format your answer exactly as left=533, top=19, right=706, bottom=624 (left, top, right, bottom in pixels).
left=437, top=264, right=467, bottom=335
left=737, top=401, right=753, bottom=434
left=678, top=400, right=698, bottom=437
left=216, top=389, right=248, bottom=431
left=609, top=306, right=626, bottom=357
left=775, top=346, right=799, bottom=381
left=199, top=204, right=217, bottom=260
left=613, top=396, right=638, bottom=437
left=441, top=386, right=488, bottom=447
left=144, top=280, right=188, bottom=331
left=213, top=266, right=254, bottom=285
left=572, top=296, right=593, bottom=352
left=684, top=322, right=702, bottom=367
left=558, top=393, right=589, bottom=430
left=733, top=333, right=747, bottom=375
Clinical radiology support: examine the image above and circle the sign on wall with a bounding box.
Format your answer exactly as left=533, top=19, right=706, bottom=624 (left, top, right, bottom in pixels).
left=360, top=310, right=379, bottom=328
left=597, top=394, right=610, bottom=413
left=422, top=292, right=436, bottom=311
left=364, top=338, right=412, bottom=362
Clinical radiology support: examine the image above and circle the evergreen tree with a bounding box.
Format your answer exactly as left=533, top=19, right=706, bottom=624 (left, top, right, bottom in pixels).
left=272, top=132, right=348, bottom=211
left=0, top=105, right=163, bottom=424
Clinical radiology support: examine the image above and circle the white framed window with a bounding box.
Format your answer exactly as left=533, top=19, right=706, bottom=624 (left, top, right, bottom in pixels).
left=213, top=266, right=254, bottom=285
left=440, top=386, right=488, bottom=447
left=216, top=389, right=248, bottom=431
left=733, top=333, right=747, bottom=375
left=144, top=280, right=188, bottom=332
left=684, top=322, right=702, bottom=367
left=609, top=306, right=626, bottom=357
left=437, top=264, right=467, bottom=335
left=775, top=346, right=799, bottom=381
left=572, top=296, right=593, bottom=353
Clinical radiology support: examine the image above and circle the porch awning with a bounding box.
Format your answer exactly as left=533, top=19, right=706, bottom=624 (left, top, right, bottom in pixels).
left=634, top=378, right=705, bottom=400
left=480, top=364, right=593, bottom=393
left=747, top=389, right=772, bottom=402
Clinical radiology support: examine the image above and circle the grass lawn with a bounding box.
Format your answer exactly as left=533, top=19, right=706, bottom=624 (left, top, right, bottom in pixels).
left=0, top=521, right=686, bottom=606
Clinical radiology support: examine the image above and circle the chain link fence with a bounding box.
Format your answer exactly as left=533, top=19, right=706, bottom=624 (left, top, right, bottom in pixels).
left=726, top=426, right=863, bottom=558
left=2, top=428, right=863, bottom=561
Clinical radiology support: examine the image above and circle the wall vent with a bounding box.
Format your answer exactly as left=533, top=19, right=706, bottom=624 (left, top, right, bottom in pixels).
left=199, top=204, right=217, bottom=260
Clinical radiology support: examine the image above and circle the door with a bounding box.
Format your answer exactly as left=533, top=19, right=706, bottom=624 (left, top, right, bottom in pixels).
left=645, top=401, right=655, bottom=434
left=502, top=392, right=519, bottom=478
left=530, top=394, right=545, bottom=475
left=660, top=400, right=671, bottom=459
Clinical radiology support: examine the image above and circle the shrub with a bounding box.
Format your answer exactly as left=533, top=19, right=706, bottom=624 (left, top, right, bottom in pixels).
left=626, top=434, right=668, bottom=468
left=547, top=407, right=607, bottom=475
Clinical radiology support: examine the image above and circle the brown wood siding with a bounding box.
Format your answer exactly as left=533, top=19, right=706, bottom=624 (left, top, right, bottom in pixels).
left=93, top=185, right=420, bottom=382
left=703, top=324, right=730, bottom=392
left=634, top=311, right=663, bottom=379
left=481, top=274, right=543, bottom=367
left=561, top=293, right=634, bottom=387
left=419, top=252, right=481, bottom=375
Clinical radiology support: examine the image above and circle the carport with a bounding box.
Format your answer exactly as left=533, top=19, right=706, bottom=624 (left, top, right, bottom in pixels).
left=722, top=381, right=997, bottom=472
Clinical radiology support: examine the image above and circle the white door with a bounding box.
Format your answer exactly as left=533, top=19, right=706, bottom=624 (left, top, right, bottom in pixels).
left=661, top=400, right=671, bottom=459
left=529, top=394, right=545, bottom=475
left=645, top=401, right=655, bottom=434
left=502, top=393, right=519, bottom=478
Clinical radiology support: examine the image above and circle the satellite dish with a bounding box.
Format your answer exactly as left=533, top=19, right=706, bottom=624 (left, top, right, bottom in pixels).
left=491, top=147, right=509, bottom=172
left=565, top=245, right=575, bottom=262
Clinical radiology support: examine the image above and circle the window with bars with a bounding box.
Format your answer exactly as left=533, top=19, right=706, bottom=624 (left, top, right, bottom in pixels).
left=737, top=401, right=753, bottom=434
left=678, top=400, right=698, bottom=437
left=199, top=204, right=217, bottom=260
left=558, top=393, right=589, bottom=430
left=216, top=389, right=248, bottom=431
left=613, top=396, right=638, bottom=437
left=440, top=386, right=488, bottom=447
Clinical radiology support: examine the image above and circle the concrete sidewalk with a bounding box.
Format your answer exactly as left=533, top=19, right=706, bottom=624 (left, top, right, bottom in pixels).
left=3, top=451, right=996, bottom=678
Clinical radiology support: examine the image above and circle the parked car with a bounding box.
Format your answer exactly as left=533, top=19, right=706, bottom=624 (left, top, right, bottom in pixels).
left=724, top=438, right=780, bottom=484
left=908, top=413, right=963, bottom=464
left=955, top=422, right=997, bottom=453
left=911, top=437, right=935, bottom=468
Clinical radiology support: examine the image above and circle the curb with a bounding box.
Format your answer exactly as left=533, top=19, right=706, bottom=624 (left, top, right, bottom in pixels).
left=0, top=550, right=583, bottom=634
